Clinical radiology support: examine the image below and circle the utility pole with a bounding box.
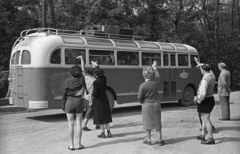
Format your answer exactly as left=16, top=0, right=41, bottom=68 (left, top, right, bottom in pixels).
left=42, top=0, right=46, bottom=28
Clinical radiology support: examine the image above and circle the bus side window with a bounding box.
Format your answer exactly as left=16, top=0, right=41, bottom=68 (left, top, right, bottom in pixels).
left=65, top=49, right=85, bottom=65
left=142, top=52, right=161, bottom=66
left=11, top=51, right=21, bottom=65
left=89, top=50, right=114, bottom=65
left=190, top=55, right=198, bottom=68
left=50, top=49, right=61, bottom=64
left=163, top=53, right=169, bottom=66
left=170, top=54, right=176, bottom=66
left=11, top=52, right=16, bottom=65
left=178, top=54, right=188, bottom=66
left=21, top=50, right=31, bottom=65
left=117, top=51, right=139, bottom=65
left=104, top=53, right=115, bottom=65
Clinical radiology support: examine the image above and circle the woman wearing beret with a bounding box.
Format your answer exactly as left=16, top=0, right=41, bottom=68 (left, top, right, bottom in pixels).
left=138, top=61, right=165, bottom=146
left=91, top=64, right=113, bottom=138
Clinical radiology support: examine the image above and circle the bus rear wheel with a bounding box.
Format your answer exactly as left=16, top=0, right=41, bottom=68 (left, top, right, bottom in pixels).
left=106, top=90, right=114, bottom=112
left=178, top=86, right=194, bottom=106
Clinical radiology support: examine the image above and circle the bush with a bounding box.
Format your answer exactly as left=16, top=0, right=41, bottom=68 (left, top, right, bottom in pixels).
left=0, top=71, right=9, bottom=98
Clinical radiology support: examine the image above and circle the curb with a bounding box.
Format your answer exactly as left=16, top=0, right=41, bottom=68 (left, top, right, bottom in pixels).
left=0, top=105, right=28, bottom=114
left=0, top=98, right=9, bottom=106
left=0, top=98, right=28, bottom=114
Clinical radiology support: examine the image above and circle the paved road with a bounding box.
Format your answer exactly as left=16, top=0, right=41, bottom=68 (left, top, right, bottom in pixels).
left=0, top=91, right=239, bottom=154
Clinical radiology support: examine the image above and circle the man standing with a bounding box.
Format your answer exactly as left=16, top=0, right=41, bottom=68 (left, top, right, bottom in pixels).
left=218, top=62, right=231, bottom=121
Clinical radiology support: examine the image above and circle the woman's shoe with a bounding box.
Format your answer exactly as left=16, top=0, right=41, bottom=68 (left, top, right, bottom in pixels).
left=83, top=126, right=90, bottom=131
left=68, top=146, right=74, bottom=151
left=107, top=130, right=112, bottom=138
left=196, top=134, right=205, bottom=141
left=98, top=132, right=106, bottom=138
left=159, top=140, right=166, bottom=146
left=143, top=140, right=151, bottom=145
left=201, top=138, right=215, bottom=144
left=77, top=145, right=84, bottom=150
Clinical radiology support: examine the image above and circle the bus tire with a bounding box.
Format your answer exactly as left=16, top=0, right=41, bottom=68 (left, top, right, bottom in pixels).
left=106, top=90, right=114, bottom=112
left=178, top=86, right=194, bottom=106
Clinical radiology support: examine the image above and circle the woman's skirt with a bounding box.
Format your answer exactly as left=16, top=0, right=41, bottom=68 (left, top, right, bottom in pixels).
left=197, top=96, right=215, bottom=113
left=142, top=101, right=162, bottom=130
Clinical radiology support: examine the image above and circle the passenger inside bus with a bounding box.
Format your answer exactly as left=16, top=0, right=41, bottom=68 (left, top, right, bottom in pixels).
left=50, top=49, right=61, bottom=64
left=117, top=52, right=138, bottom=65
left=65, top=57, right=73, bottom=64
left=142, top=58, right=150, bottom=65
left=105, top=53, right=115, bottom=65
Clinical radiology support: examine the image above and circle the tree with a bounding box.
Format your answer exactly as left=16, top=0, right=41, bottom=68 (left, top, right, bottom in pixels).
left=0, top=0, right=239, bottom=91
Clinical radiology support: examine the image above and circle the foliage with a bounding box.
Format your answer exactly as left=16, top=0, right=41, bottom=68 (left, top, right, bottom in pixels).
left=0, top=71, right=9, bottom=98
left=0, top=0, right=240, bottom=92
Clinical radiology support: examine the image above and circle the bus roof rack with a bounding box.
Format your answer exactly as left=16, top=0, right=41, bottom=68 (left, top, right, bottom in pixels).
left=19, top=27, right=144, bottom=41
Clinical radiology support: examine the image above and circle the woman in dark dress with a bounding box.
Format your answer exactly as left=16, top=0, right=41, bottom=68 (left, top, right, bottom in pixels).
left=92, top=66, right=112, bottom=138
left=138, top=61, right=165, bottom=146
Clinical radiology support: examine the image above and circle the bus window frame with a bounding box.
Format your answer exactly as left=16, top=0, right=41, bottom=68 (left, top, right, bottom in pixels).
left=21, top=50, right=31, bottom=65
left=85, top=37, right=113, bottom=46
left=114, top=40, right=138, bottom=48
left=116, top=50, right=140, bottom=66
left=141, top=51, right=162, bottom=66
left=49, top=48, right=62, bottom=65
left=163, top=52, right=169, bottom=67
left=190, top=54, right=199, bottom=68
left=170, top=53, right=176, bottom=67
left=88, top=49, right=115, bottom=66
left=177, top=53, right=190, bottom=68
left=64, top=48, right=86, bottom=65
left=11, top=50, right=21, bottom=66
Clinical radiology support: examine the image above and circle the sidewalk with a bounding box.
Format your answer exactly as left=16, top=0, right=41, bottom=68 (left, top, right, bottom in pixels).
left=0, top=91, right=239, bottom=154
left=57, top=91, right=240, bottom=154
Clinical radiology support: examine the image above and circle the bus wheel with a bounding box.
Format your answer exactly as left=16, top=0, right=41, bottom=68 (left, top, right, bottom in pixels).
left=106, top=90, right=114, bottom=112
left=178, top=86, right=194, bottom=106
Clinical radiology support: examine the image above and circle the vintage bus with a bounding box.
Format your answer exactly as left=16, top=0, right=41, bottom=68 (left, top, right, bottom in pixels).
left=7, top=27, right=201, bottom=111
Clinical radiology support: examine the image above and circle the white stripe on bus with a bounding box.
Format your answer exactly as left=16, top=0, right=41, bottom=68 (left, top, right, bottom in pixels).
left=29, top=101, right=48, bottom=109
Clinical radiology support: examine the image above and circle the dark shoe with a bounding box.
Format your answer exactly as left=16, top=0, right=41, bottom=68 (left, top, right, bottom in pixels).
left=201, top=138, right=215, bottom=144
left=68, top=146, right=74, bottom=151
left=159, top=140, right=166, bottom=146
left=95, top=125, right=100, bottom=129
left=143, top=140, right=151, bottom=145
left=98, top=132, right=106, bottom=138
left=77, top=145, right=84, bottom=150
left=219, top=118, right=230, bottom=121
left=196, top=134, right=205, bottom=141
left=83, top=126, right=90, bottom=131
left=107, top=130, right=112, bottom=138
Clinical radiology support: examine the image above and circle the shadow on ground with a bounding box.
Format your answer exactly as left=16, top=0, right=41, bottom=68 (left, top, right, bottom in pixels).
left=25, top=102, right=190, bottom=122
left=26, top=113, right=66, bottom=122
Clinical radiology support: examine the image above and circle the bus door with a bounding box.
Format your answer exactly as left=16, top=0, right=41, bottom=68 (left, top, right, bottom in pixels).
left=162, top=53, right=176, bottom=101
left=10, top=50, right=24, bottom=106
left=16, top=65, right=24, bottom=106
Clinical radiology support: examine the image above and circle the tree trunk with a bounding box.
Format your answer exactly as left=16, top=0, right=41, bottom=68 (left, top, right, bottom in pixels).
left=42, top=0, right=47, bottom=28
left=231, top=0, right=235, bottom=35
left=215, top=0, right=220, bottom=61
left=49, top=0, right=56, bottom=28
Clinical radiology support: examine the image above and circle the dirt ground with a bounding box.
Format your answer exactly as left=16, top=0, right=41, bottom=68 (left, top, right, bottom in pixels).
left=0, top=91, right=240, bottom=154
